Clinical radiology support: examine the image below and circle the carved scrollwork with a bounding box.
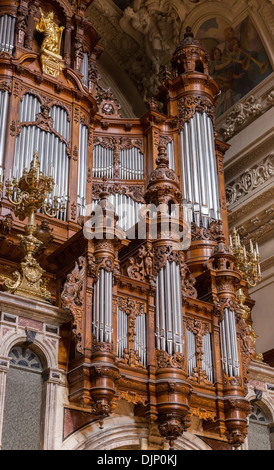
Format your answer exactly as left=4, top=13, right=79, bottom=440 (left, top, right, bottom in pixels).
left=117, top=297, right=146, bottom=369
left=190, top=407, right=216, bottom=422
left=87, top=254, right=115, bottom=283
left=191, top=220, right=220, bottom=241
left=223, top=374, right=242, bottom=388
left=61, top=256, right=86, bottom=354
left=93, top=135, right=116, bottom=149
left=220, top=95, right=263, bottom=140
left=186, top=319, right=212, bottom=384
left=213, top=297, right=239, bottom=322
left=92, top=181, right=145, bottom=204
left=226, top=154, right=274, bottom=206
left=178, top=95, right=215, bottom=129
left=153, top=245, right=181, bottom=275
left=154, top=132, right=173, bottom=149
left=118, top=390, right=146, bottom=406
left=158, top=413, right=191, bottom=447
left=91, top=335, right=114, bottom=354
left=227, top=399, right=252, bottom=414
left=120, top=136, right=143, bottom=153
left=96, top=81, right=122, bottom=118
left=0, top=80, right=11, bottom=93
left=156, top=349, right=185, bottom=369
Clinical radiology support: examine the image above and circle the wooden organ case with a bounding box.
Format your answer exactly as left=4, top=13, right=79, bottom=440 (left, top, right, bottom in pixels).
left=0, top=1, right=256, bottom=449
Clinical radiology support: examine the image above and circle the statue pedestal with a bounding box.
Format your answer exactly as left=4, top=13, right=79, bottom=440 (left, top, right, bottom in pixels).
left=40, top=49, right=64, bottom=78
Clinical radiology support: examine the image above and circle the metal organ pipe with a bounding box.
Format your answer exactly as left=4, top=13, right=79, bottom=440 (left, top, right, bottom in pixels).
left=135, top=313, right=146, bottom=367
left=77, top=124, right=88, bottom=217
left=220, top=308, right=240, bottom=377
left=91, top=194, right=143, bottom=232
left=186, top=329, right=213, bottom=382
left=117, top=307, right=128, bottom=359
left=0, top=90, right=9, bottom=169
left=93, top=269, right=113, bottom=343
left=180, top=112, right=221, bottom=227
left=120, top=147, right=144, bottom=180
left=155, top=261, right=184, bottom=355
left=0, top=15, right=16, bottom=54
left=81, top=52, right=89, bottom=88
left=93, top=144, right=114, bottom=179
left=166, top=140, right=175, bottom=171
left=202, top=333, right=213, bottom=383
left=13, top=96, right=69, bottom=220
left=186, top=329, right=196, bottom=377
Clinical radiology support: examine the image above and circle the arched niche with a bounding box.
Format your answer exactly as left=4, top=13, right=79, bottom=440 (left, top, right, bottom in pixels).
left=1, top=344, right=45, bottom=450
left=0, top=321, right=62, bottom=451
left=248, top=401, right=273, bottom=450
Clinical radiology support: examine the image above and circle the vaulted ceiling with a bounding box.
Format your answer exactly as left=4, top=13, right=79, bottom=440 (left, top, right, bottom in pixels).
left=86, top=0, right=274, bottom=118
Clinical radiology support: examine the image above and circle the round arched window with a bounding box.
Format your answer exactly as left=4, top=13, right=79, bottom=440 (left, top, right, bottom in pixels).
left=248, top=403, right=271, bottom=450
left=2, top=346, right=44, bottom=450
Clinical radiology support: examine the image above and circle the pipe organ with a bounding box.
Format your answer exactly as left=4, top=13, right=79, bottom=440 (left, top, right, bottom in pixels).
left=13, top=95, right=70, bottom=220
left=117, top=305, right=128, bottom=359
left=81, top=52, right=89, bottom=89
left=0, top=14, right=16, bottom=53
left=202, top=332, right=214, bottom=383
left=119, top=147, right=144, bottom=180
left=93, top=269, right=113, bottom=343
left=155, top=261, right=183, bottom=354
left=0, top=89, right=9, bottom=169
left=166, top=139, right=175, bottom=171
left=220, top=308, right=240, bottom=377
left=77, top=123, right=89, bottom=216
left=180, top=112, right=221, bottom=228
left=0, top=0, right=257, bottom=451
left=92, top=144, right=114, bottom=179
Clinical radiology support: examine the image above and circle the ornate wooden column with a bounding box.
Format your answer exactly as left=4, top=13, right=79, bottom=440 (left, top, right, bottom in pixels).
left=61, top=181, right=125, bottom=426
left=158, top=27, right=221, bottom=277
left=87, top=183, right=125, bottom=427
left=207, top=226, right=255, bottom=447
left=144, top=144, right=193, bottom=447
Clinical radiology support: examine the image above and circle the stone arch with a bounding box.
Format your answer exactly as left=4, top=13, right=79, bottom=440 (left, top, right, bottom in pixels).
left=183, top=2, right=235, bottom=36
left=246, top=389, right=274, bottom=450
left=0, top=330, right=56, bottom=371
left=1, top=343, right=45, bottom=450
left=61, top=414, right=212, bottom=450
left=246, top=389, right=274, bottom=423
left=0, top=319, right=62, bottom=450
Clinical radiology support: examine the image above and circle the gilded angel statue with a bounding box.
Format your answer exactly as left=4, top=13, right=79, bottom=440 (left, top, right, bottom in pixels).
left=36, top=8, right=64, bottom=55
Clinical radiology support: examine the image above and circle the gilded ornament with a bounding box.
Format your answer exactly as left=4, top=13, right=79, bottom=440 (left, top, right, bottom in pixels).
left=2, top=151, right=65, bottom=301
left=230, top=227, right=261, bottom=287
left=36, top=9, right=65, bottom=78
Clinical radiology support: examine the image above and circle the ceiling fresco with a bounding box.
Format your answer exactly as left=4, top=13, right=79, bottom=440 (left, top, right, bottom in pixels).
left=197, top=16, right=272, bottom=117
left=87, top=0, right=274, bottom=117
